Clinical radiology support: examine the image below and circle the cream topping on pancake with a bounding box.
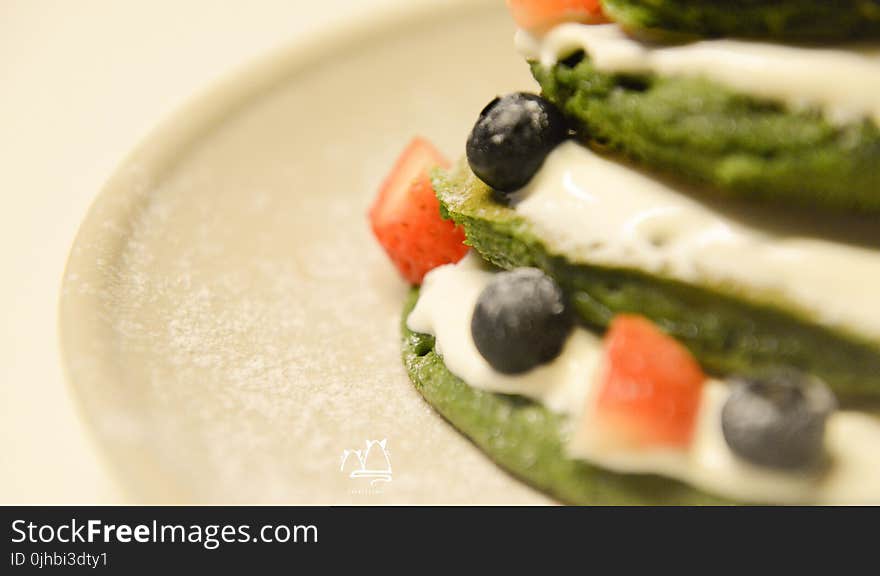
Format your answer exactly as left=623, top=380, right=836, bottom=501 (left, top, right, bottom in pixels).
left=517, top=23, right=880, bottom=125
left=408, top=255, right=880, bottom=504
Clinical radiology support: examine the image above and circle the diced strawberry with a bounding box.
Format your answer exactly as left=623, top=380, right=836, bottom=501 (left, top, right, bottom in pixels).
left=594, top=315, right=705, bottom=448
left=369, top=137, right=468, bottom=285
left=507, top=0, right=607, bottom=32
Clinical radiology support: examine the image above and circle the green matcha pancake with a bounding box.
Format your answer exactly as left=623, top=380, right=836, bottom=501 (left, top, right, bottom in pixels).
left=432, top=160, right=880, bottom=404
left=600, top=0, right=880, bottom=41
left=524, top=27, right=880, bottom=212
left=403, top=250, right=880, bottom=504
left=401, top=290, right=730, bottom=506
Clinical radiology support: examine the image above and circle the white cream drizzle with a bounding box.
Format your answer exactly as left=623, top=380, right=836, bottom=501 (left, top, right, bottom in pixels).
left=408, top=252, right=600, bottom=415
left=407, top=255, right=880, bottom=504
left=512, top=141, right=880, bottom=343
left=516, top=23, right=880, bottom=125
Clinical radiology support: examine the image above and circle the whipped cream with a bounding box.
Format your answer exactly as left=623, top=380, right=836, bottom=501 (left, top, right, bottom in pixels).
left=407, top=255, right=880, bottom=504
left=517, top=23, right=880, bottom=125
left=512, top=141, right=880, bottom=343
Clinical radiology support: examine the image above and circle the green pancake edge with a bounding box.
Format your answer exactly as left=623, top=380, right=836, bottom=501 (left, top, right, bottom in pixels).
left=600, top=0, right=880, bottom=41
left=431, top=162, right=880, bottom=404
left=530, top=57, right=880, bottom=213
left=401, top=289, right=732, bottom=505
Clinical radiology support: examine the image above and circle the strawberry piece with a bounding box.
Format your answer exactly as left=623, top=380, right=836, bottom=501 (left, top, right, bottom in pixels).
left=369, top=137, right=468, bottom=285
left=595, top=315, right=705, bottom=448
left=507, top=0, right=607, bottom=32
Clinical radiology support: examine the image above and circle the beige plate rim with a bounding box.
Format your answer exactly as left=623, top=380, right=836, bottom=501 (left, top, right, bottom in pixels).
left=58, top=0, right=513, bottom=503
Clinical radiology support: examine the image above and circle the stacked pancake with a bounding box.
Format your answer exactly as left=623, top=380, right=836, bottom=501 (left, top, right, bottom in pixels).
left=399, top=1, right=880, bottom=504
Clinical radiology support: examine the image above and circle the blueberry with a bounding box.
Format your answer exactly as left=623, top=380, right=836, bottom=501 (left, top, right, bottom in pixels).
left=466, top=93, right=568, bottom=194
left=721, top=369, right=837, bottom=470
left=471, top=268, right=572, bottom=374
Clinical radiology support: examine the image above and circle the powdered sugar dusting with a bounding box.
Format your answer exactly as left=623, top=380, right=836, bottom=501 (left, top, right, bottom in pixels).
left=61, top=5, right=545, bottom=504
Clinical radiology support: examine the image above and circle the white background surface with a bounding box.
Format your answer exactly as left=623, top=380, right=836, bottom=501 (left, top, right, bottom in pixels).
left=0, top=0, right=411, bottom=504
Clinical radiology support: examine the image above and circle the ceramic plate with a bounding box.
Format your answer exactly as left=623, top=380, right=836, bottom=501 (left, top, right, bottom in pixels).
left=60, top=0, right=551, bottom=504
